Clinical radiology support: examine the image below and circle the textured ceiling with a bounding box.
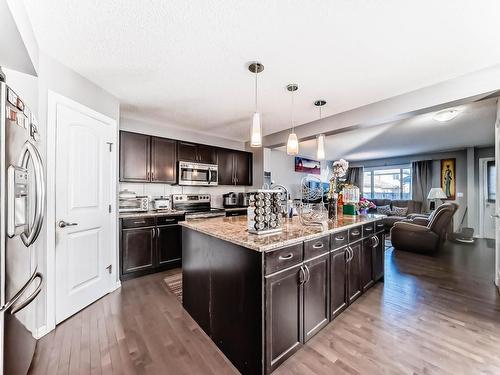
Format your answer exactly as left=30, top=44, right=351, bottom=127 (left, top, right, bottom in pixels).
left=279, top=98, right=496, bottom=161
left=22, top=0, right=500, bottom=141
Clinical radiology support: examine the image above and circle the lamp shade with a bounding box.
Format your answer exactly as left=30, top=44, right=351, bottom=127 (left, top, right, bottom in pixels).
left=286, top=132, right=299, bottom=155
left=250, top=112, right=262, bottom=147
left=427, top=188, right=447, bottom=200
left=316, top=134, right=325, bottom=160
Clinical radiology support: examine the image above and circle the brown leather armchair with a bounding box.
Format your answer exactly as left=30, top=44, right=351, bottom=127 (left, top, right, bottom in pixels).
left=390, top=203, right=458, bottom=254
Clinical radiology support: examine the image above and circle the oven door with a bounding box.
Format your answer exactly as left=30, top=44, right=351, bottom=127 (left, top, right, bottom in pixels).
left=178, top=162, right=217, bottom=186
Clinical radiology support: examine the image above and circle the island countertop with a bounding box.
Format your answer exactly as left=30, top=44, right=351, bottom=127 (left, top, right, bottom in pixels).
left=179, top=214, right=385, bottom=252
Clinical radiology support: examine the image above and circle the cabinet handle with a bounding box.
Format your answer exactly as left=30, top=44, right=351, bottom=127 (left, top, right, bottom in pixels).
left=351, top=230, right=360, bottom=236
left=365, top=227, right=373, bottom=232
left=152, top=228, right=155, bottom=238
left=312, top=242, right=324, bottom=249
left=335, top=236, right=345, bottom=241
left=133, top=220, right=146, bottom=225
left=279, top=253, right=293, bottom=260
left=346, top=247, right=353, bottom=262
left=151, top=171, right=155, bottom=180
left=299, top=266, right=306, bottom=285
left=304, top=264, right=311, bottom=283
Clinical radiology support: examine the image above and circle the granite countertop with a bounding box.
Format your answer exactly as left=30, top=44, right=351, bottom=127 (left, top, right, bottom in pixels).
left=119, top=210, right=185, bottom=219
left=179, top=214, right=385, bottom=252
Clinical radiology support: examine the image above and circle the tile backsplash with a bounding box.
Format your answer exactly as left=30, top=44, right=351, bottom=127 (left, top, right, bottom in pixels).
left=119, top=183, right=247, bottom=208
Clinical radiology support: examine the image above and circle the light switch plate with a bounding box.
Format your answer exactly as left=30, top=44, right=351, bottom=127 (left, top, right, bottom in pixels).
left=456, top=192, right=463, bottom=198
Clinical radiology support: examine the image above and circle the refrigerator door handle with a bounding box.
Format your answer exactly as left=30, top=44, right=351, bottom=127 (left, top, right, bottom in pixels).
left=0, top=268, right=43, bottom=314
left=19, top=141, right=45, bottom=247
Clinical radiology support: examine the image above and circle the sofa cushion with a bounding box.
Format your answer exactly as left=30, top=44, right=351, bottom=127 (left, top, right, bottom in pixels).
left=392, top=206, right=408, bottom=216
left=391, top=200, right=422, bottom=214
left=376, top=205, right=392, bottom=215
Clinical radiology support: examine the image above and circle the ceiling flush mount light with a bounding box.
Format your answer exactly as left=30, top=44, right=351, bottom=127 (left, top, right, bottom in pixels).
left=248, top=62, right=264, bottom=147
left=286, top=84, right=299, bottom=155
left=433, top=107, right=460, bottom=122
left=314, top=100, right=327, bottom=160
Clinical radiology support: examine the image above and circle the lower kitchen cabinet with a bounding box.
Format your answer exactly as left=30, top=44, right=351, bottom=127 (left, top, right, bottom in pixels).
left=157, top=224, right=182, bottom=265
left=121, top=227, right=155, bottom=274
left=361, top=237, right=375, bottom=292
left=120, top=215, right=183, bottom=280
left=330, top=247, right=348, bottom=319
left=265, top=264, right=303, bottom=374
left=372, top=231, right=385, bottom=281
left=303, top=252, right=330, bottom=342
left=347, top=241, right=362, bottom=304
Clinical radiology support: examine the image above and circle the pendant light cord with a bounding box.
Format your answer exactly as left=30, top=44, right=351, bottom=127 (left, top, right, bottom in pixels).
left=254, top=65, right=258, bottom=112
left=291, top=89, right=295, bottom=133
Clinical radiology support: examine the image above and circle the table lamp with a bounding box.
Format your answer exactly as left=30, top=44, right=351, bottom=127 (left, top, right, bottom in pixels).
left=427, top=188, right=447, bottom=210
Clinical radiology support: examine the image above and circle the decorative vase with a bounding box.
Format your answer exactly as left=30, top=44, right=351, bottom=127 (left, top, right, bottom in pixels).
left=328, top=177, right=337, bottom=220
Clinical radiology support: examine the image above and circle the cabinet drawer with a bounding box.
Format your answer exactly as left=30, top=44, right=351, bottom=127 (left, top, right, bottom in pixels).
left=331, top=230, right=348, bottom=249
left=304, top=235, right=329, bottom=260
left=157, top=215, right=183, bottom=225
left=362, top=222, right=375, bottom=236
left=348, top=226, right=362, bottom=242
left=375, top=220, right=385, bottom=232
left=265, top=243, right=303, bottom=275
left=122, top=217, right=155, bottom=229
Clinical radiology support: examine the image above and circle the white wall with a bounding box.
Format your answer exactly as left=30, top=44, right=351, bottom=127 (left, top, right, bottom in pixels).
left=267, top=150, right=330, bottom=200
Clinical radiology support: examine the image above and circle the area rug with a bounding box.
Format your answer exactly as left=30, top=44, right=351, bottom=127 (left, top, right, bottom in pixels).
left=164, top=272, right=182, bottom=303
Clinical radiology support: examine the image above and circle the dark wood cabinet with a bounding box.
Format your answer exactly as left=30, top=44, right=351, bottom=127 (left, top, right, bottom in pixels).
left=151, top=137, right=177, bottom=183
left=121, top=227, right=155, bottom=274
left=120, top=131, right=150, bottom=182
left=361, top=237, right=375, bottom=292
left=303, top=253, right=330, bottom=342
left=265, top=264, right=303, bottom=374
left=157, top=224, right=182, bottom=265
left=217, top=149, right=252, bottom=186
left=330, top=247, right=348, bottom=319
left=372, top=231, right=385, bottom=282
left=347, top=241, right=362, bottom=304
left=178, top=141, right=217, bottom=164
left=120, top=216, right=183, bottom=280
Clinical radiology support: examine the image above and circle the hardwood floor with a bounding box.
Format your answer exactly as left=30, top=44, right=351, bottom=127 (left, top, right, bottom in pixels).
left=29, top=239, right=500, bottom=375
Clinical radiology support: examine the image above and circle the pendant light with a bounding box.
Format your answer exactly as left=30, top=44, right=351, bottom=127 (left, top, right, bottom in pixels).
left=248, top=62, right=264, bottom=147
left=314, top=100, right=326, bottom=160
left=286, top=84, right=299, bottom=155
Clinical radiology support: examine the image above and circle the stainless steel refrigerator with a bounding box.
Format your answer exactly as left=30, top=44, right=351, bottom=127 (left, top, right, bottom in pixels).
left=0, top=81, right=45, bottom=375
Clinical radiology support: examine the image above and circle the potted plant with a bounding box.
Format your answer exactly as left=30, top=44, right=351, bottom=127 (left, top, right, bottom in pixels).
left=358, top=197, right=376, bottom=215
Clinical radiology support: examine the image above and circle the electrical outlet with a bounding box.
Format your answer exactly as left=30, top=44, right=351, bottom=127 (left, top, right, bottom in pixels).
left=456, top=192, right=463, bottom=198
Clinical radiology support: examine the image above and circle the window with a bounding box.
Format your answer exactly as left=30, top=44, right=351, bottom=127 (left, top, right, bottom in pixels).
left=487, top=160, right=496, bottom=203
left=363, top=165, right=412, bottom=200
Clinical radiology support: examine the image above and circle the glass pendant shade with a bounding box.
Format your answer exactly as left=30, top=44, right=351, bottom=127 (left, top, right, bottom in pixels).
left=286, top=132, right=299, bottom=155
left=250, top=112, right=262, bottom=147
left=316, top=134, right=325, bottom=160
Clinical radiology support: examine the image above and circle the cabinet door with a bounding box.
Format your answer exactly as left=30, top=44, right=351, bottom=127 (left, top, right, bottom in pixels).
left=197, top=144, right=217, bottom=164
left=121, top=227, right=155, bottom=274
left=234, top=151, right=252, bottom=186
left=372, top=231, right=385, bottom=282
left=151, top=137, right=177, bottom=183
left=265, top=265, right=303, bottom=374
left=177, top=141, right=199, bottom=162
left=303, top=253, right=329, bottom=342
left=330, top=247, right=348, bottom=319
left=119, top=131, right=151, bottom=182
left=157, top=225, right=182, bottom=266
left=361, top=238, right=375, bottom=292
left=217, top=149, right=235, bottom=185
left=347, top=241, right=362, bottom=304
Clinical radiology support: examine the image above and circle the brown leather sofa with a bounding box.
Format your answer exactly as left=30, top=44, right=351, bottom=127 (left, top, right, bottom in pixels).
left=390, top=203, right=458, bottom=254
left=368, top=199, right=423, bottom=232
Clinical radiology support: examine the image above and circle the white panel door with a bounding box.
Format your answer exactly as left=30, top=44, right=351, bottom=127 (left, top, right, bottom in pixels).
left=55, top=104, right=114, bottom=324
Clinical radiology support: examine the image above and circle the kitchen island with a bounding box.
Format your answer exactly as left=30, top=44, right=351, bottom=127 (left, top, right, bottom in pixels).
left=180, top=214, right=386, bottom=375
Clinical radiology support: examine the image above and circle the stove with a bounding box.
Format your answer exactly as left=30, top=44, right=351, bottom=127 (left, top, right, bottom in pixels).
left=172, top=194, right=225, bottom=219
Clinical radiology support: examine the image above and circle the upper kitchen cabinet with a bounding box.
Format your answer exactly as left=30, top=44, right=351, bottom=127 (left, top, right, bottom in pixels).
left=217, top=149, right=252, bottom=186
left=120, top=131, right=150, bottom=182
left=178, top=141, right=217, bottom=164
left=151, top=137, right=177, bottom=183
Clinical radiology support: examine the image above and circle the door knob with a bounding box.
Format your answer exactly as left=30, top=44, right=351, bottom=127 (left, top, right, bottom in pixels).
left=491, top=214, right=500, bottom=219
left=58, top=220, right=78, bottom=228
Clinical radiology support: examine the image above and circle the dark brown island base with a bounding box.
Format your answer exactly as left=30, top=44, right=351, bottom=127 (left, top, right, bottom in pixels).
left=180, top=214, right=386, bottom=375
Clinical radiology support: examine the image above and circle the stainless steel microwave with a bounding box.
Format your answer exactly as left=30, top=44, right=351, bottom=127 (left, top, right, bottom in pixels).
left=178, top=161, right=218, bottom=186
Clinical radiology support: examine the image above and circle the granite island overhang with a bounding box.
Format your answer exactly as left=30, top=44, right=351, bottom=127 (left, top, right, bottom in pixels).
left=179, top=214, right=386, bottom=374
